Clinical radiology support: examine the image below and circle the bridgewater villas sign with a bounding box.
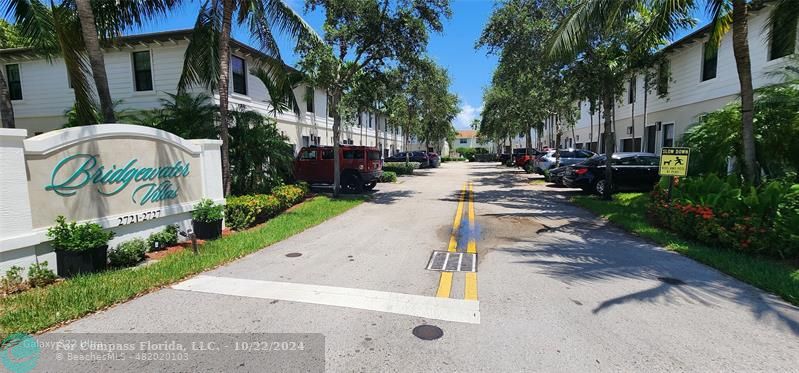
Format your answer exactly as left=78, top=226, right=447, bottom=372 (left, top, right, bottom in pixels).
left=0, top=124, right=223, bottom=271
left=45, top=154, right=190, bottom=205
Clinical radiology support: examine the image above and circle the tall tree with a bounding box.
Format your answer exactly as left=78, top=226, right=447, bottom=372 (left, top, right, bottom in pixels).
left=178, top=0, right=321, bottom=196
left=298, top=0, right=450, bottom=196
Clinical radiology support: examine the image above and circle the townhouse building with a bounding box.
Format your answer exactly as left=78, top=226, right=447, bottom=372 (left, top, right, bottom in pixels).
left=539, top=5, right=796, bottom=155
left=0, top=29, right=406, bottom=157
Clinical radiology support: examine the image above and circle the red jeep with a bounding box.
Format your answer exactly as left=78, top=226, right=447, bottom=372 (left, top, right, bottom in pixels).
left=293, top=146, right=383, bottom=193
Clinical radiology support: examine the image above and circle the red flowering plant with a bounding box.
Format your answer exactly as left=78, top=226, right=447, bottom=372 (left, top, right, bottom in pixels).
left=647, top=174, right=797, bottom=259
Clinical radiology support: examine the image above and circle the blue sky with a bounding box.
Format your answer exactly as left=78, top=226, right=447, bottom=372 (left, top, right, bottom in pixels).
left=129, top=1, right=707, bottom=130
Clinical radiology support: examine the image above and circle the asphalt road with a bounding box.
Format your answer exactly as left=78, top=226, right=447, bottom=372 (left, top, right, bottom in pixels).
left=48, top=162, right=799, bottom=372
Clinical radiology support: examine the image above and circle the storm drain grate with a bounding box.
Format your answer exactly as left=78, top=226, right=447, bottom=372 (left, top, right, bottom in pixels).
left=426, top=251, right=477, bottom=272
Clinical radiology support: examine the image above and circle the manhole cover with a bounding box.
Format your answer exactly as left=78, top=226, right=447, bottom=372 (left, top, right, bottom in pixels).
left=412, top=325, right=443, bottom=340
left=285, top=253, right=302, bottom=258
left=657, top=277, right=685, bottom=285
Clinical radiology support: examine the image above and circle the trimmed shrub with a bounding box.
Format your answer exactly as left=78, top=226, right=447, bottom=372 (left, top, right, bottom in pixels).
left=648, top=174, right=799, bottom=259
left=147, top=225, right=178, bottom=251
left=47, top=216, right=114, bottom=253
left=225, top=184, right=308, bottom=231
left=27, top=262, right=56, bottom=287
left=109, top=239, right=148, bottom=267
left=441, top=157, right=465, bottom=162
left=379, top=171, right=398, bottom=183
left=192, top=198, right=224, bottom=223
left=383, top=162, right=420, bottom=175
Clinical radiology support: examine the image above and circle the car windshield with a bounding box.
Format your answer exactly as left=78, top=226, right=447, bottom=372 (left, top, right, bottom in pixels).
left=367, top=150, right=381, bottom=160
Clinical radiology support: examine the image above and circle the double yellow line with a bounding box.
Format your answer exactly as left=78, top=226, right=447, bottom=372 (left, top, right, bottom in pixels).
left=436, top=182, right=478, bottom=300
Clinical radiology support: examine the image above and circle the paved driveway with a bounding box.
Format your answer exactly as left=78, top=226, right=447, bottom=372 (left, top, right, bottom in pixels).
left=49, top=162, right=799, bottom=371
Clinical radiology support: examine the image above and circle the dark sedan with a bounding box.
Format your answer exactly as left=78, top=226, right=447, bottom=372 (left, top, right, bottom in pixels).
left=385, top=151, right=432, bottom=167
left=545, top=165, right=570, bottom=186
left=563, top=152, right=660, bottom=195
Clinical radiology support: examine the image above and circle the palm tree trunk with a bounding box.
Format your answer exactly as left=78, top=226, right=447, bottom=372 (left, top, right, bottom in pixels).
left=602, top=88, right=615, bottom=200
left=525, top=123, right=532, bottom=154
left=732, top=0, right=758, bottom=184
left=643, top=77, right=649, bottom=152
left=330, top=91, right=342, bottom=196
left=0, top=70, right=15, bottom=128
left=75, top=0, right=115, bottom=123
left=217, top=0, right=234, bottom=196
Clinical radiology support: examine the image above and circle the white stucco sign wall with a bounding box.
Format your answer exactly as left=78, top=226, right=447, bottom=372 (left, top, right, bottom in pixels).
left=0, top=124, right=223, bottom=272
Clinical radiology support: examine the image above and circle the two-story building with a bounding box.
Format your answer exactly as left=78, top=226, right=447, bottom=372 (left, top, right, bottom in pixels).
left=539, top=5, right=796, bottom=154
left=0, top=29, right=407, bottom=157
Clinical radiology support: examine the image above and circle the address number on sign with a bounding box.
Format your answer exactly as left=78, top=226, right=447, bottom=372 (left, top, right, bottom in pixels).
left=117, top=210, right=162, bottom=226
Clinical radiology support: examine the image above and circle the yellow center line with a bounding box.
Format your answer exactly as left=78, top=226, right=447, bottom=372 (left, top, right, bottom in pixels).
left=436, top=183, right=467, bottom=298
left=464, top=182, right=478, bottom=300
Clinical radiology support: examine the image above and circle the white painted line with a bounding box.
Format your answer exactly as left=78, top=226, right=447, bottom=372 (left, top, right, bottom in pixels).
left=173, top=275, right=481, bottom=324
left=457, top=253, right=463, bottom=271
left=472, top=254, right=477, bottom=272
left=442, top=253, right=450, bottom=271
left=427, top=251, right=439, bottom=270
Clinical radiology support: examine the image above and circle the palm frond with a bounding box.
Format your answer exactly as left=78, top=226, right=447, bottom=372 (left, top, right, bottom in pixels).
left=51, top=1, right=97, bottom=125
left=87, top=0, right=185, bottom=40
left=178, top=0, right=221, bottom=92
left=705, top=0, right=732, bottom=50
left=547, top=0, right=629, bottom=60
left=4, top=0, right=60, bottom=56
left=260, top=0, right=322, bottom=46
left=764, top=0, right=799, bottom=56
left=251, top=61, right=303, bottom=116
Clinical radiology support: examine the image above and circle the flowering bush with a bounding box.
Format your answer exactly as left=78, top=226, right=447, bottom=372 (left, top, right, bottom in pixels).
left=225, top=184, right=308, bottom=231
left=648, top=174, right=799, bottom=259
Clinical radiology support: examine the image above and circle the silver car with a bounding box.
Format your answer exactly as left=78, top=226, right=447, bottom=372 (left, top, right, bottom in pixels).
left=534, top=149, right=596, bottom=174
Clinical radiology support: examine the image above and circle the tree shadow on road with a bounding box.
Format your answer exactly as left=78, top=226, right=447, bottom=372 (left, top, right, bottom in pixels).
left=472, top=164, right=799, bottom=337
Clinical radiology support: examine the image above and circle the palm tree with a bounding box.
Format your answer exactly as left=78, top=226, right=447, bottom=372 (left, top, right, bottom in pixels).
left=178, top=0, right=320, bottom=196
left=551, top=0, right=798, bottom=185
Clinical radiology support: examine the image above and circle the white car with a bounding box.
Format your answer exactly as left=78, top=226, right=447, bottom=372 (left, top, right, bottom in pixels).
left=534, top=149, right=596, bottom=174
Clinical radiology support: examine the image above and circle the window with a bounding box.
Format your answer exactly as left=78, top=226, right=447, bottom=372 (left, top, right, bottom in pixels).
left=701, top=42, right=717, bottom=81
left=657, top=61, right=669, bottom=96
left=770, top=13, right=797, bottom=60
left=459, top=138, right=468, bottom=144
left=368, top=151, right=381, bottom=160
left=231, top=55, right=247, bottom=95
left=301, top=135, right=310, bottom=147
left=306, top=87, right=314, bottom=113
left=5, top=64, right=21, bottom=100
left=322, top=149, right=334, bottom=159
left=628, top=76, right=636, bottom=104
left=299, top=149, right=317, bottom=160
left=636, top=156, right=660, bottom=166
left=662, top=123, right=674, bottom=147
left=132, top=51, right=153, bottom=91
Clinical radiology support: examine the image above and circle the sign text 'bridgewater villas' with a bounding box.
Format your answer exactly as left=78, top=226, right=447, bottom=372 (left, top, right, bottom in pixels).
left=44, top=154, right=190, bottom=205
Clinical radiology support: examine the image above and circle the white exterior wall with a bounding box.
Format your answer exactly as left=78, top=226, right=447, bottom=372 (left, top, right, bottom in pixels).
left=0, top=37, right=407, bottom=156
left=552, top=7, right=795, bottom=154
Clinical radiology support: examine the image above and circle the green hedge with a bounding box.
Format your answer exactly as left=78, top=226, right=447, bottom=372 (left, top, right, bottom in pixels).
left=649, top=174, right=799, bottom=260
left=379, top=171, right=397, bottom=183
left=225, top=183, right=309, bottom=231
left=441, top=157, right=465, bottom=162
left=383, top=162, right=420, bottom=175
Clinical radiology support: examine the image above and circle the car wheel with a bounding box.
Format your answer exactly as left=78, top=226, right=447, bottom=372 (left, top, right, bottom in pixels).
left=594, top=179, right=609, bottom=196
left=342, top=173, right=364, bottom=194
left=364, top=181, right=377, bottom=191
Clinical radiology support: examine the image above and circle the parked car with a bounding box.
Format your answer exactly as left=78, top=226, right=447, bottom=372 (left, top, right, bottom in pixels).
left=385, top=151, right=432, bottom=167
left=500, top=148, right=536, bottom=166
left=534, top=149, right=595, bottom=174
left=426, top=152, right=441, bottom=168
left=293, top=146, right=383, bottom=193
left=563, top=152, right=661, bottom=195
left=545, top=165, right=570, bottom=185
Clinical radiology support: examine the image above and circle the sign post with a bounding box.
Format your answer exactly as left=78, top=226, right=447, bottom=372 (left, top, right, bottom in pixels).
left=659, top=147, right=691, bottom=201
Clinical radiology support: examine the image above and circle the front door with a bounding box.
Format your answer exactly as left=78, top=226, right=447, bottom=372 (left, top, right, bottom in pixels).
left=645, top=125, right=656, bottom=152
left=320, top=148, right=335, bottom=183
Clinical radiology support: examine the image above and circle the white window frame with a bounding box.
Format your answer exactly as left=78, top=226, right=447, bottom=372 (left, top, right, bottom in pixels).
left=130, top=49, right=155, bottom=93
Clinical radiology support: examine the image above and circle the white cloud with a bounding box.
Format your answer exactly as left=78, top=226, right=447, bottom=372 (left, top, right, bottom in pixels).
left=454, top=102, right=482, bottom=130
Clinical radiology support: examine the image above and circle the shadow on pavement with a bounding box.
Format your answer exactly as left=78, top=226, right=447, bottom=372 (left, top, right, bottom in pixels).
left=470, top=164, right=799, bottom=337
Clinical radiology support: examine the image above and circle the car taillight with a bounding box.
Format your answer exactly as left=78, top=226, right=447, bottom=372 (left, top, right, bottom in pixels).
left=575, top=168, right=588, bottom=175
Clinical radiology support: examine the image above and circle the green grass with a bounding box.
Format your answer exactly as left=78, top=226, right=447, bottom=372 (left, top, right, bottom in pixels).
left=0, top=196, right=363, bottom=338
left=572, top=193, right=799, bottom=307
